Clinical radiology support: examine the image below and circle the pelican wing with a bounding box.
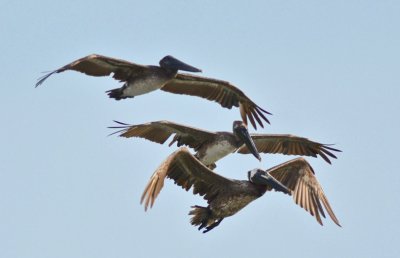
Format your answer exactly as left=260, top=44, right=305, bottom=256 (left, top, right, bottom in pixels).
left=237, top=134, right=341, bottom=164
left=161, top=73, right=271, bottom=129
left=141, top=147, right=237, bottom=211
left=109, top=120, right=218, bottom=151
left=266, top=158, right=341, bottom=226
left=36, top=54, right=148, bottom=87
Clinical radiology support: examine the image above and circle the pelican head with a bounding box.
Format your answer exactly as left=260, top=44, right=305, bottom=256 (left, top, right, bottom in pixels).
left=248, top=168, right=262, bottom=181
left=232, top=120, right=261, bottom=161
left=248, top=168, right=291, bottom=194
left=159, top=55, right=202, bottom=73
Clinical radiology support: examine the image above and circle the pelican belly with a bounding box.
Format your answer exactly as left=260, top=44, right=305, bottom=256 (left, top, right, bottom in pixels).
left=123, top=75, right=169, bottom=97
left=199, top=140, right=236, bottom=166
left=211, top=194, right=258, bottom=218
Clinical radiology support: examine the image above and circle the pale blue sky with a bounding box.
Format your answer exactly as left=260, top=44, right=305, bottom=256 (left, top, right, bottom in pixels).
left=1, top=1, right=400, bottom=257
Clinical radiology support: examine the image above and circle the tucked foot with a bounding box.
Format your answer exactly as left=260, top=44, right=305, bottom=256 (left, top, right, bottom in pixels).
left=106, top=87, right=133, bottom=100
left=202, top=218, right=224, bottom=233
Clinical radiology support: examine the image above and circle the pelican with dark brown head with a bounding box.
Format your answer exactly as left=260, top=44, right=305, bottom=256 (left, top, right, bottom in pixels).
left=109, top=119, right=340, bottom=169
left=36, top=54, right=271, bottom=129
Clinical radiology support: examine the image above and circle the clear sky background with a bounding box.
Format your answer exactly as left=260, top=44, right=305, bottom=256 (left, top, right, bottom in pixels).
left=1, top=1, right=399, bottom=257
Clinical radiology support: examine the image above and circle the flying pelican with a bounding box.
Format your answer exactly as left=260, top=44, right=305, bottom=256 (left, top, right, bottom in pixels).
left=36, top=54, right=271, bottom=129
left=110, top=120, right=261, bottom=169
left=109, top=120, right=340, bottom=169
left=141, top=147, right=341, bottom=233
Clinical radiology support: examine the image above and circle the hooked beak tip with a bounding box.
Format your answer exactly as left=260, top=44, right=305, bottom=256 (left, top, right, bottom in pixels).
left=187, top=64, right=202, bottom=72
left=179, top=65, right=201, bottom=73
left=192, top=68, right=202, bottom=73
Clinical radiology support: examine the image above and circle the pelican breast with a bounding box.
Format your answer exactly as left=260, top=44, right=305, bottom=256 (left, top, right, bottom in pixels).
left=197, top=139, right=237, bottom=166
left=123, top=68, right=173, bottom=97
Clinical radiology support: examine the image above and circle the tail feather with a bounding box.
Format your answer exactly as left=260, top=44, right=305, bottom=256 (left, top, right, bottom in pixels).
left=189, top=205, right=223, bottom=233
left=189, top=205, right=212, bottom=228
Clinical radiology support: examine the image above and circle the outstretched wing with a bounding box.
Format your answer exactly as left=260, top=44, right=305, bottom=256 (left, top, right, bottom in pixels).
left=141, top=147, right=238, bottom=211
left=238, top=134, right=341, bottom=164
left=109, top=120, right=218, bottom=151
left=161, top=73, right=271, bottom=130
left=266, top=158, right=341, bottom=226
left=36, top=54, right=148, bottom=87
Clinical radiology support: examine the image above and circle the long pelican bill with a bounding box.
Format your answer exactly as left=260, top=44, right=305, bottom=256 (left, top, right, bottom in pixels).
left=248, top=169, right=291, bottom=195
left=233, top=123, right=262, bottom=161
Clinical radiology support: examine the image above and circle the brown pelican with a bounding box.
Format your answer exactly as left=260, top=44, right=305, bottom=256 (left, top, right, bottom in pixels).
left=110, top=120, right=261, bottom=169
left=141, top=147, right=341, bottom=233
left=35, top=54, right=271, bottom=129
left=109, top=120, right=340, bottom=169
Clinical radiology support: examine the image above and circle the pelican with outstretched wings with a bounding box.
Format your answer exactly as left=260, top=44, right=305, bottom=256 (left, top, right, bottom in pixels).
left=109, top=120, right=340, bottom=169
left=36, top=54, right=271, bottom=129
left=141, top=147, right=341, bottom=233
